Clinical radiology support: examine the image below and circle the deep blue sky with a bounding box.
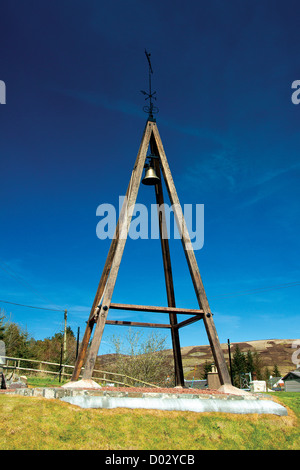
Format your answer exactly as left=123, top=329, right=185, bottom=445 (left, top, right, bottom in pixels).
left=1, top=1, right=299, bottom=354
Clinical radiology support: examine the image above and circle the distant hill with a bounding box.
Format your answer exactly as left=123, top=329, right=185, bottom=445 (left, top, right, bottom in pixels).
left=168, top=339, right=299, bottom=379
left=96, top=339, right=299, bottom=380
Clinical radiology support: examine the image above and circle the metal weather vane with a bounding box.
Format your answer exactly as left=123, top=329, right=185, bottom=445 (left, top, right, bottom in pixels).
left=141, top=49, right=159, bottom=120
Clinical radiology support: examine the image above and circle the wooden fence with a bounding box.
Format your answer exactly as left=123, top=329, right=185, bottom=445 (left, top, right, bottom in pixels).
left=0, top=356, right=159, bottom=388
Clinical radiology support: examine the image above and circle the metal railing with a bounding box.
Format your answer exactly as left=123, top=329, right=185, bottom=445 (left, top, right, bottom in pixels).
left=0, top=356, right=159, bottom=388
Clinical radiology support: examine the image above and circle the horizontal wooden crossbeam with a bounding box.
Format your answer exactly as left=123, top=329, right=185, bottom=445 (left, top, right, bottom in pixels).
left=108, top=303, right=204, bottom=316
left=104, top=303, right=204, bottom=330
left=105, top=320, right=172, bottom=329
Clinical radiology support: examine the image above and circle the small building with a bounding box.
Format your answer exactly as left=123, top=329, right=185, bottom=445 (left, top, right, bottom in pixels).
left=250, top=380, right=266, bottom=393
left=282, top=369, right=300, bottom=392
left=269, top=376, right=284, bottom=391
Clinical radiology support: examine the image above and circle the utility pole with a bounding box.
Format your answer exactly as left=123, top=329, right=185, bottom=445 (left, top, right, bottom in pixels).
left=62, top=309, right=67, bottom=377
left=63, top=310, right=67, bottom=363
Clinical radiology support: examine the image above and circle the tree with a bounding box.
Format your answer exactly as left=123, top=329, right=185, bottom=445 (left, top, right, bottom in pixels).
left=231, top=345, right=247, bottom=387
left=264, top=367, right=271, bottom=382
left=0, top=313, right=78, bottom=379
left=246, top=350, right=255, bottom=376
left=105, top=329, right=174, bottom=386
left=0, top=310, right=5, bottom=341
left=31, top=327, right=77, bottom=369
left=272, top=364, right=281, bottom=378
left=3, top=321, right=31, bottom=358
left=253, top=351, right=263, bottom=380
left=201, top=361, right=212, bottom=379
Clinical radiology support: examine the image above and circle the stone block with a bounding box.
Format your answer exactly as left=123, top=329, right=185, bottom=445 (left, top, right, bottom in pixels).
left=178, top=394, right=194, bottom=399
left=85, top=390, right=105, bottom=397
left=54, top=389, right=68, bottom=399
left=143, top=393, right=162, bottom=398
left=32, top=388, right=44, bottom=397
left=43, top=388, right=55, bottom=399
left=127, top=392, right=143, bottom=398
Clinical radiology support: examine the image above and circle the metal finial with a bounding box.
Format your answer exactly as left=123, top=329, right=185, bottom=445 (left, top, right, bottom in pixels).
left=140, top=49, right=159, bottom=120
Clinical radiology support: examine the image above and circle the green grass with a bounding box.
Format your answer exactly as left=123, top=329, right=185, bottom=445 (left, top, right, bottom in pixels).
left=272, top=392, right=300, bottom=417
left=26, top=376, right=69, bottom=388
left=0, top=392, right=299, bottom=450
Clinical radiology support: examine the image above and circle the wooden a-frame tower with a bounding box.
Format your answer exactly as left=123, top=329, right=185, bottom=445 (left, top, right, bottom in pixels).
left=71, top=117, right=231, bottom=387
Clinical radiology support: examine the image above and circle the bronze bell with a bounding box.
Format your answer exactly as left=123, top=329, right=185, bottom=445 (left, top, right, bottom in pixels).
left=142, top=159, right=160, bottom=186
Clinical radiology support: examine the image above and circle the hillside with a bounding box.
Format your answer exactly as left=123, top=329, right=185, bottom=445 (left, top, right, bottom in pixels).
left=168, top=339, right=299, bottom=379
left=96, top=339, right=299, bottom=380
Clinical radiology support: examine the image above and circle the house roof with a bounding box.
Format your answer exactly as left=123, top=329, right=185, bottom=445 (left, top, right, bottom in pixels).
left=282, top=369, right=300, bottom=381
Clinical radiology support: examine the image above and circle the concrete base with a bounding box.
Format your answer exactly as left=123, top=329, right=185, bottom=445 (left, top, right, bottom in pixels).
left=3, top=386, right=288, bottom=415
left=218, top=384, right=251, bottom=396
left=60, top=394, right=287, bottom=416
left=61, top=379, right=101, bottom=389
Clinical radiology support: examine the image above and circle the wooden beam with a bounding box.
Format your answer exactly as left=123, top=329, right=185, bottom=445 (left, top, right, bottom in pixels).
left=72, top=126, right=143, bottom=381
left=82, top=120, right=154, bottom=380
left=71, top=235, right=117, bottom=381
left=174, top=315, right=203, bottom=329
left=109, top=303, right=204, bottom=315
left=151, top=147, right=185, bottom=386
left=105, top=320, right=172, bottom=329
